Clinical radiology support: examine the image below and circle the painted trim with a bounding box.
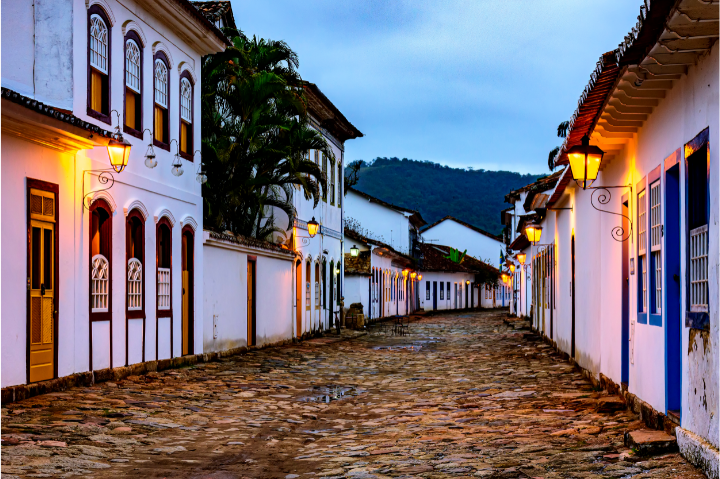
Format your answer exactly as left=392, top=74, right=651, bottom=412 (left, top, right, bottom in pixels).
left=648, top=165, right=661, bottom=185
left=151, top=41, right=174, bottom=69
left=152, top=50, right=171, bottom=151
left=124, top=200, right=149, bottom=221
left=156, top=209, right=176, bottom=226
left=85, top=0, right=115, bottom=26
left=664, top=148, right=681, bottom=171
left=177, top=61, right=197, bottom=84
left=86, top=5, right=112, bottom=125
left=123, top=29, right=144, bottom=139
left=87, top=190, right=117, bottom=212
left=180, top=215, right=198, bottom=232
left=121, top=20, right=146, bottom=46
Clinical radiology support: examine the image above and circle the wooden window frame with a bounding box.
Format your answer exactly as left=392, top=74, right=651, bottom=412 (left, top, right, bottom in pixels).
left=87, top=6, right=112, bottom=124
left=125, top=209, right=146, bottom=364
left=153, top=51, right=171, bottom=151
left=88, top=198, right=113, bottom=371
left=181, top=225, right=195, bottom=355
left=155, top=218, right=173, bottom=360
left=26, top=178, right=60, bottom=383
left=179, top=71, right=194, bottom=161
left=123, top=31, right=144, bottom=139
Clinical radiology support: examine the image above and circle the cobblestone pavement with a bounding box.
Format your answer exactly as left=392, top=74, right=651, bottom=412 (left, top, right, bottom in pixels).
left=2, top=310, right=702, bottom=479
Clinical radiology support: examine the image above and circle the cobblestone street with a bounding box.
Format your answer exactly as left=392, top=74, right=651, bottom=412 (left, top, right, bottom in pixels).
left=2, top=310, right=702, bottom=479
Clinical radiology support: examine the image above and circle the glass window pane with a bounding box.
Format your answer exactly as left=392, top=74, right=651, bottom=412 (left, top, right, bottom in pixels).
left=43, top=228, right=52, bottom=290
left=32, top=227, right=41, bottom=290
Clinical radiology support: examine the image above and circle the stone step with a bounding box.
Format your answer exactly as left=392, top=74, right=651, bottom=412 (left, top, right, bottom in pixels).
left=624, top=429, right=678, bottom=456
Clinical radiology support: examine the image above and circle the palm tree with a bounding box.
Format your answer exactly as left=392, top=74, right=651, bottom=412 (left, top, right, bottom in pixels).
left=201, top=31, right=333, bottom=240
left=548, top=121, right=570, bottom=171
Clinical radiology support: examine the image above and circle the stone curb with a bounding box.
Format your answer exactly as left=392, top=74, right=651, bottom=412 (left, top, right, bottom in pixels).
left=1, top=331, right=360, bottom=406
left=677, top=427, right=720, bottom=479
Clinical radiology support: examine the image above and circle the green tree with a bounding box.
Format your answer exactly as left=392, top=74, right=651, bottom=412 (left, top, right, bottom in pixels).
left=201, top=31, right=333, bottom=240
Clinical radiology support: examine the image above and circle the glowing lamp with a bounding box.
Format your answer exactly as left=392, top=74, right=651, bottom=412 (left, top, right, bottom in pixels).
left=509, top=264, right=516, bottom=273
left=418, top=274, right=423, bottom=281
left=350, top=245, right=359, bottom=257
left=567, top=135, right=604, bottom=189
left=402, top=269, right=409, bottom=279
left=107, top=136, right=131, bottom=173
left=307, top=217, right=320, bottom=237
left=410, top=272, right=417, bottom=280
left=524, top=223, right=543, bottom=244
left=517, top=253, right=526, bottom=265
left=501, top=273, right=509, bottom=284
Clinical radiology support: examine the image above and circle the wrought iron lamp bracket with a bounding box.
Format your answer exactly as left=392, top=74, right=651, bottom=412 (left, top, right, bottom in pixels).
left=585, top=184, right=633, bottom=242
left=82, top=168, right=116, bottom=210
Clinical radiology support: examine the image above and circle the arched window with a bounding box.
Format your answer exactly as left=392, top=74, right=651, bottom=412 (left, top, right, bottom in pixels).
left=88, top=8, right=111, bottom=122
left=329, top=158, right=336, bottom=206
left=153, top=53, right=170, bottom=147
left=89, top=200, right=112, bottom=320
left=126, top=211, right=145, bottom=316
left=124, top=32, right=143, bottom=136
left=179, top=74, right=193, bottom=158
left=322, top=153, right=328, bottom=202
left=156, top=218, right=173, bottom=361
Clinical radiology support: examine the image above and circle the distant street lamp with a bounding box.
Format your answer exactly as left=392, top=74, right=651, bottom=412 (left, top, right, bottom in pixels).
left=524, top=223, right=543, bottom=244
left=517, top=253, right=526, bottom=265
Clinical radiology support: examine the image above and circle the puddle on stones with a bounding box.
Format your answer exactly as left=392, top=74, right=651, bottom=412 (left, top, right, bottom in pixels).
left=297, top=385, right=364, bottom=403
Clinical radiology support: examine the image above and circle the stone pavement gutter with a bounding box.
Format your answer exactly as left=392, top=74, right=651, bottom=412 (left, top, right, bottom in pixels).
left=1, top=330, right=367, bottom=406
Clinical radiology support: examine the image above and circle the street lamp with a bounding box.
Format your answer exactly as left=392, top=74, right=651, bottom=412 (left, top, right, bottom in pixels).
left=107, top=136, right=132, bottom=173
left=350, top=244, right=359, bottom=257
left=307, top=217, right=320, bottom=238
left=402, top=269, right=409, bottom=279
left=517, top=253, right=526, bottom=265
left=567, top=135, right=604, bottom=189
left=524, top=223, right=542, bottom=244
left=418, top=274, right=423, bottom=281
left=509, top=263, right=516, bottom=273
left=410, top=272, right=417, bottom=280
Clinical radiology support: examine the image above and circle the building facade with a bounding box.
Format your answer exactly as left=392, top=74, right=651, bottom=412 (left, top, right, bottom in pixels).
left=421, top=216, right=504, bottom=266
left=505, top=1, right=719, bottom=474
left=1, top=0, right=228, bottom=387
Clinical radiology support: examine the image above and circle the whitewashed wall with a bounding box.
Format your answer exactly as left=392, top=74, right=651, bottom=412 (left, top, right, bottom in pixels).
left=422, top=219, right=503, bottom=265
left=345, top=190, right=413, bottom=254
left=203, top=233, right=294, bottom=352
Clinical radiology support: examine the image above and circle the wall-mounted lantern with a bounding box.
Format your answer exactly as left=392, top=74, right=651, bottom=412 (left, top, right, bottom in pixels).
left=516, top=253, right=526, bottom=265
left=410, top=272, right=417, bottom=280
left=418, top=274, right=423, bottom=281
left=350, top=245, right=359, bottom=257
left=509, top=263, right=516, bottom=273
left=307, top=217, right=320, bottom=237
left=83, top=111, right=130, bottom=209
left=402, top=269, right=409, bottom=279
left=524, top=223, right=543, bottom=244
left=465, top=280, right=470, bottom=285
left=567, top=135, right=604, bottom=190
left=501, top=273, right=509, bottom=284
left=107, top=136, right=131, bottom=173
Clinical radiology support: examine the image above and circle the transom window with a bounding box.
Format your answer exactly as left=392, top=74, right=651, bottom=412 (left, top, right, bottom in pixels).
left=90, top=15, right=108, bottom=74
left=125, top=40, right=140, bottom=92
left=154, top=60, right=168, bottom=107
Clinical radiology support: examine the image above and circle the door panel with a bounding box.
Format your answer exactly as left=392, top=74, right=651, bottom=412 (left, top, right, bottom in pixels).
left=29, top=187, right=56, bottom=383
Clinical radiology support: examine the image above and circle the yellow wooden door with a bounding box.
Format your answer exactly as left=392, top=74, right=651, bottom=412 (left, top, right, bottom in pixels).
left=182, top=271, right=189, bottom=355
left=29, top=188, right=55, bottom=383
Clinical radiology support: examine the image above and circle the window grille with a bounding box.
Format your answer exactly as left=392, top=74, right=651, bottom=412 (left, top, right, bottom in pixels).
left=91, top=254, right=109, bottom=312
left=90, top=15, right=108, bottom=74
left=157, top=267, right=171, bottom=310
left=125, top=40, right=140, bottom=93
left=154, top=60, right=168, bottom=107
left=180, top=78, right=192, bottom=123
left=654, top=251, right=662, bottom=313
left=127, top=258, right=142, bottom=310
left=315, top=281, right=319, bottom=306
left=690, top=225, right=708, bottom=312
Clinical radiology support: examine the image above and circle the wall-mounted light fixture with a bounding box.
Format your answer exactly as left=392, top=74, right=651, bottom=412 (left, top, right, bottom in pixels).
left=402, top=269, right=409, bottom=279
left=141, top=129, right=157, bottom=168
left=524, top=223, right=543, bottom=244
left=83, top=111, right=130, bottom=209
left=517, top=253, right=526, bottom=265
left=418, top=274, right=423, bottom=281
left=350, top=245, right=359, bottom=257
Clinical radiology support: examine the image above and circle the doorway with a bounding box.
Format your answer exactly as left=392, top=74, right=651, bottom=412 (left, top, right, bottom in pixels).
left=571, top=235, right=576, bottom=359
left=432, top=281, right=437, bottom=310
left=665, top=163, right=681, bottom=416
left=296, top=260, right=302, bottom=337
left=621, top=198, right=630, bottom=385
left=181, top=228, right=194, bottom=356
left=28, top=185, right=58, bottom=383
left=247, top=258, right=256, bottom=346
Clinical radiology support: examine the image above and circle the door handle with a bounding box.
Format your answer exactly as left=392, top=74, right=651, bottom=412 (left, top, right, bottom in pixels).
left=40, top=283, right=46, bottom=296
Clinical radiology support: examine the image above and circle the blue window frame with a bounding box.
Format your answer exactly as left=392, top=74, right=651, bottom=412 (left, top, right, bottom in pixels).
left=637, top=184, right=648, bottom=324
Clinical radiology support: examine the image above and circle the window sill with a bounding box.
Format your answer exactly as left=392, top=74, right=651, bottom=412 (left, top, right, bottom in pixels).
left=127, top=310, right=145, bottom=320
left=637, top=312, right=648, bottom=324
left=648, top=313, right=662, bottom=327
left=124, top=125, right=143, bottom=140
left=154, top=139, right=170, bottom=151
left=180, top=151, right=193, bottom=162
left=87, top=108, right=111, bottom=125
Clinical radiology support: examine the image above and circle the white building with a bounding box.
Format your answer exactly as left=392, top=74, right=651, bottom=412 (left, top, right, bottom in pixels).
left=1, top=0, right=228, bottom=387
left=283, top=83, right=363, bottom=336
left=421, top=216, right=504, bottom=266
left=506, top=2, right=719, bottom=474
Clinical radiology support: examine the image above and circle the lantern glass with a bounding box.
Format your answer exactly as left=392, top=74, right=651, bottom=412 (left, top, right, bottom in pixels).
left=567, top=135, right=604, bottom=189
left=410, top=272, right=417, bottom=279
left=402, top=269, right=408, bottom=278
left=418, top=274, right=423, bottom=281
left=307, top=217, right=320, bottom=237
left=350, top=245, right=359, bottom=257
left=107, top=137, right=131, bottom=173
left=501, top=273, right=509, bottom=284
left=509, top=264, right=516, bottom=273
left=466, top=280, right=470, bottom=285
left=524, top=224, right=542, bottom=243
left=517, top=253, right=526, bottom=265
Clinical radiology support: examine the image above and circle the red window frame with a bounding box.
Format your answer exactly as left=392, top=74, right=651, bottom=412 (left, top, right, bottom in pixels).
left=86, top=5, right=112, bottom=124
left=178, top=70, right=194, bottom=161
left=123, top=30, right=144, bottom=139
left=156, top=218, right=173, bottom=360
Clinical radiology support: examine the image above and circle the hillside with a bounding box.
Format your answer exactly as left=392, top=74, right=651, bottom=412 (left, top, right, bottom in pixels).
left=349, top=158, right=542, bottom=235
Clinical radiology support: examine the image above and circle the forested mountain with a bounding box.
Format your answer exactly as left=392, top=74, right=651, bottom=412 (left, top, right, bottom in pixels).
left=348, top=158, right=542, bottom=235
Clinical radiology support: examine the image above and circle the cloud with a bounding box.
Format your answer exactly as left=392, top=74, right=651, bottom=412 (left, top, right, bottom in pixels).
left=231, top=0, right=642, bottom=174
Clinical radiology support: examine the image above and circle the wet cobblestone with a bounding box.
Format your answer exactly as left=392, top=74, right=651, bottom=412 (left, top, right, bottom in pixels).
left=2, top=310, right=702, bottom=478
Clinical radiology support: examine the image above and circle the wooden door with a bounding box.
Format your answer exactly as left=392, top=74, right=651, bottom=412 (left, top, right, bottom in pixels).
left=29, top=189, right=56, bottom=382
left=296, top=261, right=302, bottom=336
left=247, top=259, right=256, bottom=346
left=181, top=230, right=194, bottom=356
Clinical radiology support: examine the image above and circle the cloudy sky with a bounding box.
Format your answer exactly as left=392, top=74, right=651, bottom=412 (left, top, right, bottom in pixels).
left=231, top=1, right=641, bottom=174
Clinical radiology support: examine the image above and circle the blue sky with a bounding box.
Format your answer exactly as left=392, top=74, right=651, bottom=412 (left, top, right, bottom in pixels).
left=230, top=1, right=641, bottom=174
